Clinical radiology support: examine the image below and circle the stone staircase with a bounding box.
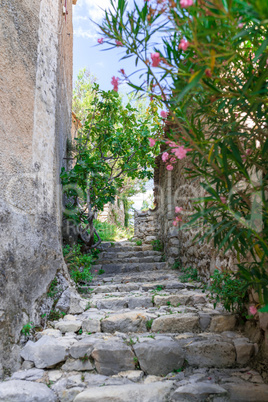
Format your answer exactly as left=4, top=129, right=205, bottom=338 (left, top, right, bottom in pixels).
left=1, top=241, right=268, bottom=401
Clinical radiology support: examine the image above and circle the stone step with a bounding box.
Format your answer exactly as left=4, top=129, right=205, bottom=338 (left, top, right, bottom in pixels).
left=99, top=246, right=145, bottom=253
left=5, top=366, right=268, bottom=402
left=98, top=250, right=163, bottom=259
left=87, top=289, right=209, bottom=309
left=6, top=366, right=268, bottom=402
left=90, top=262, right=168, bottom=275
left=87, top=270, right=182, bottom=286
left=19, top=331, right=257, bottom=376
left=80, top=280, right=196, bottom=294
left=96, top=256, right=164, bottom=265
left=52, top=304, right=237, bottom=336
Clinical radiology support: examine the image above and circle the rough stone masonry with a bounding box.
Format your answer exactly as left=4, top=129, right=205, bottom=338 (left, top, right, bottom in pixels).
left=0, top=0, right=75, bottom=373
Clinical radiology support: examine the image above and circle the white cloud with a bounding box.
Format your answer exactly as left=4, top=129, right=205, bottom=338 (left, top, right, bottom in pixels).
left=74, top=26, right=97, bottom=39
left=73, top=0, right=135, bottom=40
left=74, top=0, right=111, bottom=21
left=73, top=0, right=112, bottom=39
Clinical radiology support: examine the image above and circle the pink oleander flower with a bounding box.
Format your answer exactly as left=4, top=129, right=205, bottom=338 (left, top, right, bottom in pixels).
left=170, top=157, right=177, bottom=164
left=249, top=306, right=258, bottom=315
left=175, top=206, right=183, bottom=213
left=180, top=0, right=193, bottom=8
left=238, top=23, right=244, bottom=29
left=166, top=141, right=177, bottom=148
left=245, top=149, right=252, bottom=155
left=176, top=216, right=182, bottom=222
left=149, top=138, right=156, bottom=147
left=166, top=164, right=174, bottom=171
left=111, top=76, right=119, bottom=92
left=115, top=40, right=123, bottom=46
left=178, top=39, right=189, bottom=51
left=220, top=196, right=227, bottom=204
left=160, top=110, right=168, bottom=118
left=151, top=52, right=161, bottom=67
left=98, top=38, right=104, bottom=44
left=162, top=152, right=169, bottom=162
left=174, top=146, right=190, bottom=160
left=172, top=220, right=178, bottom=226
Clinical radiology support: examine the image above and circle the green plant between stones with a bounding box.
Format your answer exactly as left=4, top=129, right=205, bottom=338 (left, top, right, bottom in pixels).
left=208, top=269, right=248, bottom=315
left=146, top=319, right=154, bottom=331
left=151, top=239, right=164, bottom=252
left=21, top=322, right=34, bottom=336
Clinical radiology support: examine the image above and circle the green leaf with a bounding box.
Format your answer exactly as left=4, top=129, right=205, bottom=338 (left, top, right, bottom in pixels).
left=253, top=38, right=268, bottom=62
left=174, top=68, right=205, bottom=103
left=258, top=305, right=268, bottom=313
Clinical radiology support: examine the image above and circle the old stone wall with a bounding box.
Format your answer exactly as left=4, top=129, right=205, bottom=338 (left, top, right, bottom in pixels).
left=153, top=152, right=236, bottom=280
left=0, top=0, right=74, bottom=373
left=134, top=210, right=159, bottom=245
left=98, top=197, right=125, bottom=227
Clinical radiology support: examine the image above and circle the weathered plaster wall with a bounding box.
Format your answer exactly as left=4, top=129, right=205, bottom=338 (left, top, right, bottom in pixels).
left=0, top=0, right=74, bottom=373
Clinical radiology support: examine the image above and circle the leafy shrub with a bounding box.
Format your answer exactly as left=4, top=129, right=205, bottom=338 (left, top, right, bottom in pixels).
left=48, top=310, right=66, bottom=321
left=180, top=267, right=199, bottom=283
left=208, top=269, right=248, bottom=314
left=171, top=260, right=181, bottom=270
left=136, top=240, right=142, bottom=246
left=94, top=220, right=133, bottom=242
left=151, top=239, right=164, bottom=252
left=47, top=278, right=59, bottom=299
left=21, top=322, right=34, bottom=336
left=63, top=244, right=94, bottom=284
left=146, top=319, right=153, bottom=330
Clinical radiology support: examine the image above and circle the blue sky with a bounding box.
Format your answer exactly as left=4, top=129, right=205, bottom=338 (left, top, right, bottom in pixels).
left=72, top=0, right=143, bottom=92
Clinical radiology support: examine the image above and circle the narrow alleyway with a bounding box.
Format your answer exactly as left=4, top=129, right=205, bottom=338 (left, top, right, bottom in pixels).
left=1, top=241, right=268, bottom=401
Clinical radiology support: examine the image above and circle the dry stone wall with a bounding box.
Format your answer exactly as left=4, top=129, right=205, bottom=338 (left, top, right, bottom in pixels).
left=98, top=197, right=125, bottom=227
left=153, top=152, right=236, bottom=279
left=134, top=210, right=159, bottom=245
left=0, top=0, right=74, bottom=374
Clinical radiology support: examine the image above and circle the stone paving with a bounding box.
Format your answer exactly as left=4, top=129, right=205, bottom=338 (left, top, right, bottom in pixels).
left=1, top=241, right=268, bottom=401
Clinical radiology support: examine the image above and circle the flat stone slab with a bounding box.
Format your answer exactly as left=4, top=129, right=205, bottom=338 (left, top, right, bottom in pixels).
left=151, top=313, right=200, bottom=333
left=91, top=339, right=135, bottom=375
left=209, top=315, right=237, bottom=332
left=184, top=339, right=236, bottom=367
left=223, top=381, right=268, bottom=401
left=74, top=381, right=174, bottom=402
left=55, top=317, right=82, bottom=334
left=101, top=311, right=148, bottom=333
left=133, top=338, right=185, bottom=376
left=21, top=336, right=70, bottom=369
left=154, top=294, right=191, bottom=307
left=128, top=296, right=153, bottom=309
left=171, top=382, right=228, bottom=401
left=62, top=358, right=95, bottom=372
left=10, top=368, right=44, bottom=382
left=95, top=297, right=128, bottom=310
left=0, top=380, right=56, bottom=402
